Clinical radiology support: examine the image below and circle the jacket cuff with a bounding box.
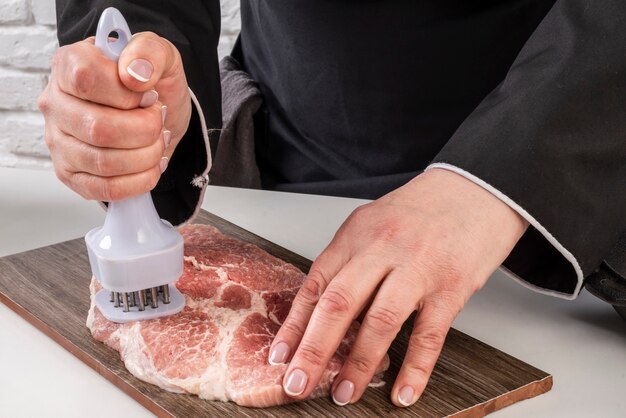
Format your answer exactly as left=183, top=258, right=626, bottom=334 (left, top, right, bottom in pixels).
left=426, top=163, right=583, bottom=300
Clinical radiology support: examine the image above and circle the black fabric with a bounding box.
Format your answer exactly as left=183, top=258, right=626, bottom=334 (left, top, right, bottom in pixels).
left=56, top=0, right=221, bottom=225
left=239, top=0, right=556, bottom=197
left=431, top=1, right=626, bottom=292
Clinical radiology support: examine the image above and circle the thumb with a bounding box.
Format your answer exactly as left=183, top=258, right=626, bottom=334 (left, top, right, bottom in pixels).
left=118, top=32, right=182, bottom=92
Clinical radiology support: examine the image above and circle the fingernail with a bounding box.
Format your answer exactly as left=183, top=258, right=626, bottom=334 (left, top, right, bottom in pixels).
left=161, top=105, right=168, bottom=125
left=332, top=380, right=354, bottom=406
left=163, top=130, right=171, bottom=148
left=127, top=59, right=153, bottom=82
left=139, top=89, right=158, bottom=108
left=284, top=369, right=307, bottom=396
left=269, top=342, right=290, bottom=365
left=398, top=385, right=415, bottom=406
left=159, top=156, right=169, bottom=173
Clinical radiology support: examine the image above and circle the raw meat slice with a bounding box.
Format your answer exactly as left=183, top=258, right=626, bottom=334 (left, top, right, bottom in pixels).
left=87, top=223, right=388, bottom=407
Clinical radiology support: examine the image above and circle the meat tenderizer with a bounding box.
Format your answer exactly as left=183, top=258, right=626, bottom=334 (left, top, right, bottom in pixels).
left=85, top=7, right=185, bottom=323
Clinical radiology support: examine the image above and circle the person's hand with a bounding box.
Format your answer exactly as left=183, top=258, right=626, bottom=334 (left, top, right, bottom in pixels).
left=269, top=168, right=528, bottom=407
left=37, top=32, right=191, bottom=201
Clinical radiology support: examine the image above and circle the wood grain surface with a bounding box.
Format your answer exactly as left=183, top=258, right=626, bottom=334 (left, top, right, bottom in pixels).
left=0, top=210, right=552, bottom=417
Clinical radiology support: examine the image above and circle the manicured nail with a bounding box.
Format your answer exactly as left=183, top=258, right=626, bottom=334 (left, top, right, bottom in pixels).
left=163, top=130, right=171, bottom=148
left=332, top=380, right=354, bottom=406
left=269, top=342, right=290, bottom=365
left=284, top=369, right=307, bottom=396
left=161, top=105, right=168, bottom=125
left=139, top=89, right=158, bottom=108
left=127, top=59, right=153, bottom=82
left=159, top=156, right=169, bottom=173
left=398, top=385, right=415, bottom=406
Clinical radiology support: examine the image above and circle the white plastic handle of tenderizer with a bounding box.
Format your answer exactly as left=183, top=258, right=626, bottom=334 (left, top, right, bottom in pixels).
left=95, top=7, right=132, bottom=62
left=86, top=7, right=186, bottom=323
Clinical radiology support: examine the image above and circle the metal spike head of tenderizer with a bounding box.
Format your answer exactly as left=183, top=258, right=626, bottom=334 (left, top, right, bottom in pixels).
left=84, top=8, right=185, bottom=323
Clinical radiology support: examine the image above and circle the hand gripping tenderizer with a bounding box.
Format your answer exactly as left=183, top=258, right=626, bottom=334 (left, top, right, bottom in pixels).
left=85, top=7, right=185, bottom=323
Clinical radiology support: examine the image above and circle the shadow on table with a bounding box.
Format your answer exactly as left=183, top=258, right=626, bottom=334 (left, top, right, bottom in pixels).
left=567, top=299, right=626, bottom=338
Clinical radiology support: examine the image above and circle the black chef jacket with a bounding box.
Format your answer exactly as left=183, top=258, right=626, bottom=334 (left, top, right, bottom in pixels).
left=55, top=1, right=626, bottom=300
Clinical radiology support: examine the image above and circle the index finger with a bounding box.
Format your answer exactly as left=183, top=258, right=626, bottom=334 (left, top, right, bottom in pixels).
left=53, top=39, right=146, bottom=110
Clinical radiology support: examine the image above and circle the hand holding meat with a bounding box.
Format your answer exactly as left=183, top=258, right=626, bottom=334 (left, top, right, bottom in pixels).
left=37, top=32, right=191, bottom=201
left=270, top=168, right=529, bottom=406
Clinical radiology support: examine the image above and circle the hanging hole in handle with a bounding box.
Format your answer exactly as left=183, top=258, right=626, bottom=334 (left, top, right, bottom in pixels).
left=105, top=29, right=129, bottom=58
left=95, top=7, right=132, bottom=61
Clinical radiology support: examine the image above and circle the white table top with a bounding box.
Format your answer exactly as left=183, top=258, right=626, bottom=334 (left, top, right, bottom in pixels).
left=0, top=167, right=623, bottom=418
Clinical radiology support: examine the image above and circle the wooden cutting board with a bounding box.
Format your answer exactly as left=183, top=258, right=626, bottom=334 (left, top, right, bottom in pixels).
left=0, top=210, right=551, bottom=417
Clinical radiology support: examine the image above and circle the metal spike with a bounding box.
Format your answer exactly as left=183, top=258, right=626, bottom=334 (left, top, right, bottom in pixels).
left=162, top=285, right=170, bottom=304
left=114, top=292, right=120, bottom=308
left=122, top=292, right=130, bottom=312
left=150, top=287, right=158, bottom=308
left=137, top=290, right=145, bottom=311
left=130, top=292, right=136, bottom=307
left=109, top=291, right=114, bottom=303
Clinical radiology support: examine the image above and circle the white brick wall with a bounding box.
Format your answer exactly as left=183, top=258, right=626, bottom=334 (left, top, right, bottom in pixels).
left=0, top=0, right=56, bottom=169
left=0, top=0, right=241, bottom=170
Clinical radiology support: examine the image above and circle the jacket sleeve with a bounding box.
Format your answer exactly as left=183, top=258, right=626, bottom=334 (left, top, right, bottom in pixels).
left=428, top=0, right=626, bottom=299
left=55, top=0, right=221, bottom=226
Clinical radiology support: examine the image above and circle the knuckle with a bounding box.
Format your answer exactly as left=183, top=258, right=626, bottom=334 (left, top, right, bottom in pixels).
left=86, top=117, right=111, bottom=146
left=347, top=204, right=368, bottom=224
left=296, top=343, right=325, bottom=368
left=318, top=287, right=352, bottom=316
left=37, top=90, right=49, bottom=113
left=365, top=306, right=404, bottom=335
left=410, top=327, right=447, bottom=355
left=70, top=64, right=95, bottom=97
left=402, top=361, right=432, bottom=381
left=347, top=354, right=376, bottom=375
left=299, top=273, right=324, bottom=305
left=280, top=318, right=306, bottom=337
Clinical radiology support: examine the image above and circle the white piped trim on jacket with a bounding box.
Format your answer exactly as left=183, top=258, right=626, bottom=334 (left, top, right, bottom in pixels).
left=426, top=162, right=583, bottom=301
left=184, top=87, right=213, bottom=225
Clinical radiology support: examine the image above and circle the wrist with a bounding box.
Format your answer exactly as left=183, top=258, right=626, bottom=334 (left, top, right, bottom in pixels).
left=403, top=168, right=528, bottom=277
